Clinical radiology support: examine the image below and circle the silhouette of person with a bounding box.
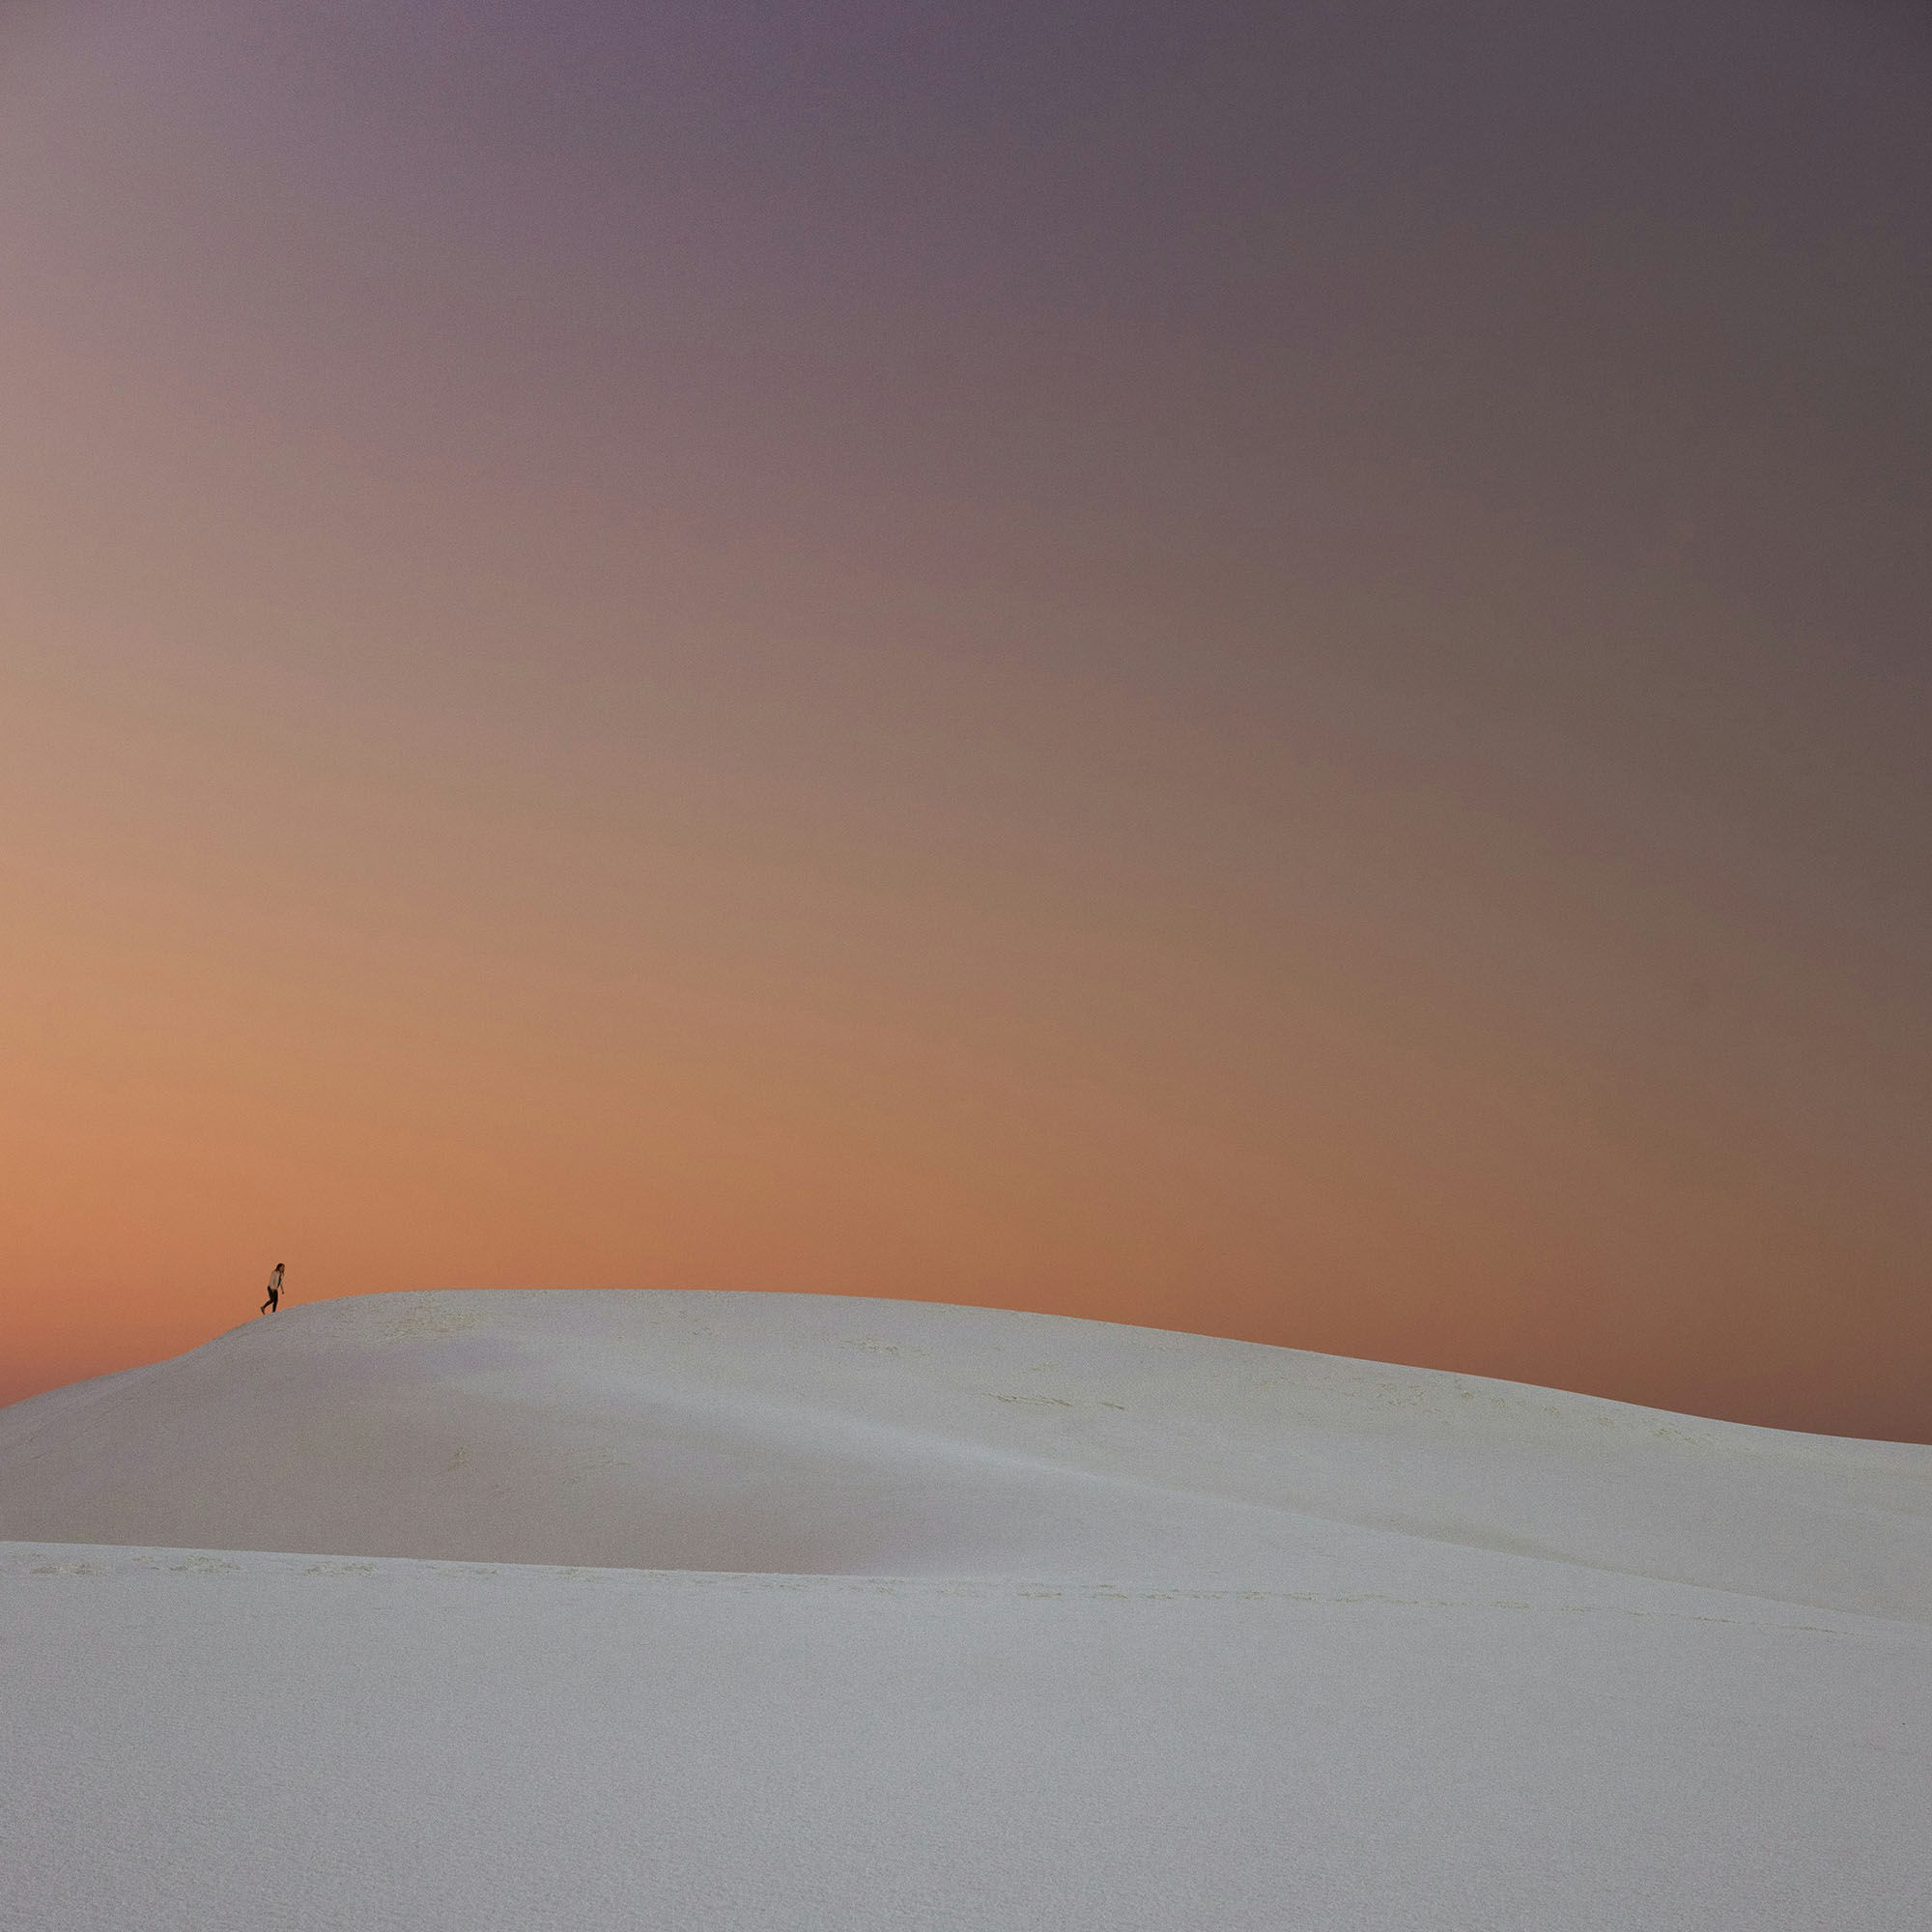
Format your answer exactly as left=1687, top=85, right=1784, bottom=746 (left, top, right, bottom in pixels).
left=261, top=1262, right=284, bottom=1316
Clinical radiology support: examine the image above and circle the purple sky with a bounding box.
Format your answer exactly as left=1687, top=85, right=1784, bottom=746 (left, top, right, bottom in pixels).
left=3, top=1, right=1929, bottom=1436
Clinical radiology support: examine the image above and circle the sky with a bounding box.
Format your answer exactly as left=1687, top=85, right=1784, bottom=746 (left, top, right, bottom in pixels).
left=2, top=0, right=1928, bottom=1440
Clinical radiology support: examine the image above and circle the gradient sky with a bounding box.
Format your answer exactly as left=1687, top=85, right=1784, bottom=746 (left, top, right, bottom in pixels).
left=3, top=0, right=1928, bottom=1438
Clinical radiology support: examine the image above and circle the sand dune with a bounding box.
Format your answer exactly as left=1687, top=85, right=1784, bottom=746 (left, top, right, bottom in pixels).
left=4, top=1290, right=1924, bottom=1612
left=3, top=1291, right=1927, bottom=1929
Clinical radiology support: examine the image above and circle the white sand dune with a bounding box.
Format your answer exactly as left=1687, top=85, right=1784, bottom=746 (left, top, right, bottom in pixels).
left=3, top=1290, right=1927, bottom=1929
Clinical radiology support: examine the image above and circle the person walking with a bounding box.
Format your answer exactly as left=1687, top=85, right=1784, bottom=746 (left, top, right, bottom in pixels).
left=261, top=1262, right=285, bottom=1315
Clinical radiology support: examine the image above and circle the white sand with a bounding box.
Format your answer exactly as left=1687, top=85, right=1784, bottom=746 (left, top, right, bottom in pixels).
left=2, top=1290, right=1926, bottom=1928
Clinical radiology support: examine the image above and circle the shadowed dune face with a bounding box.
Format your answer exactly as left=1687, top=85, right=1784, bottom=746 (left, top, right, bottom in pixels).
left=1, top=1291, right=1925, bottom=1616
